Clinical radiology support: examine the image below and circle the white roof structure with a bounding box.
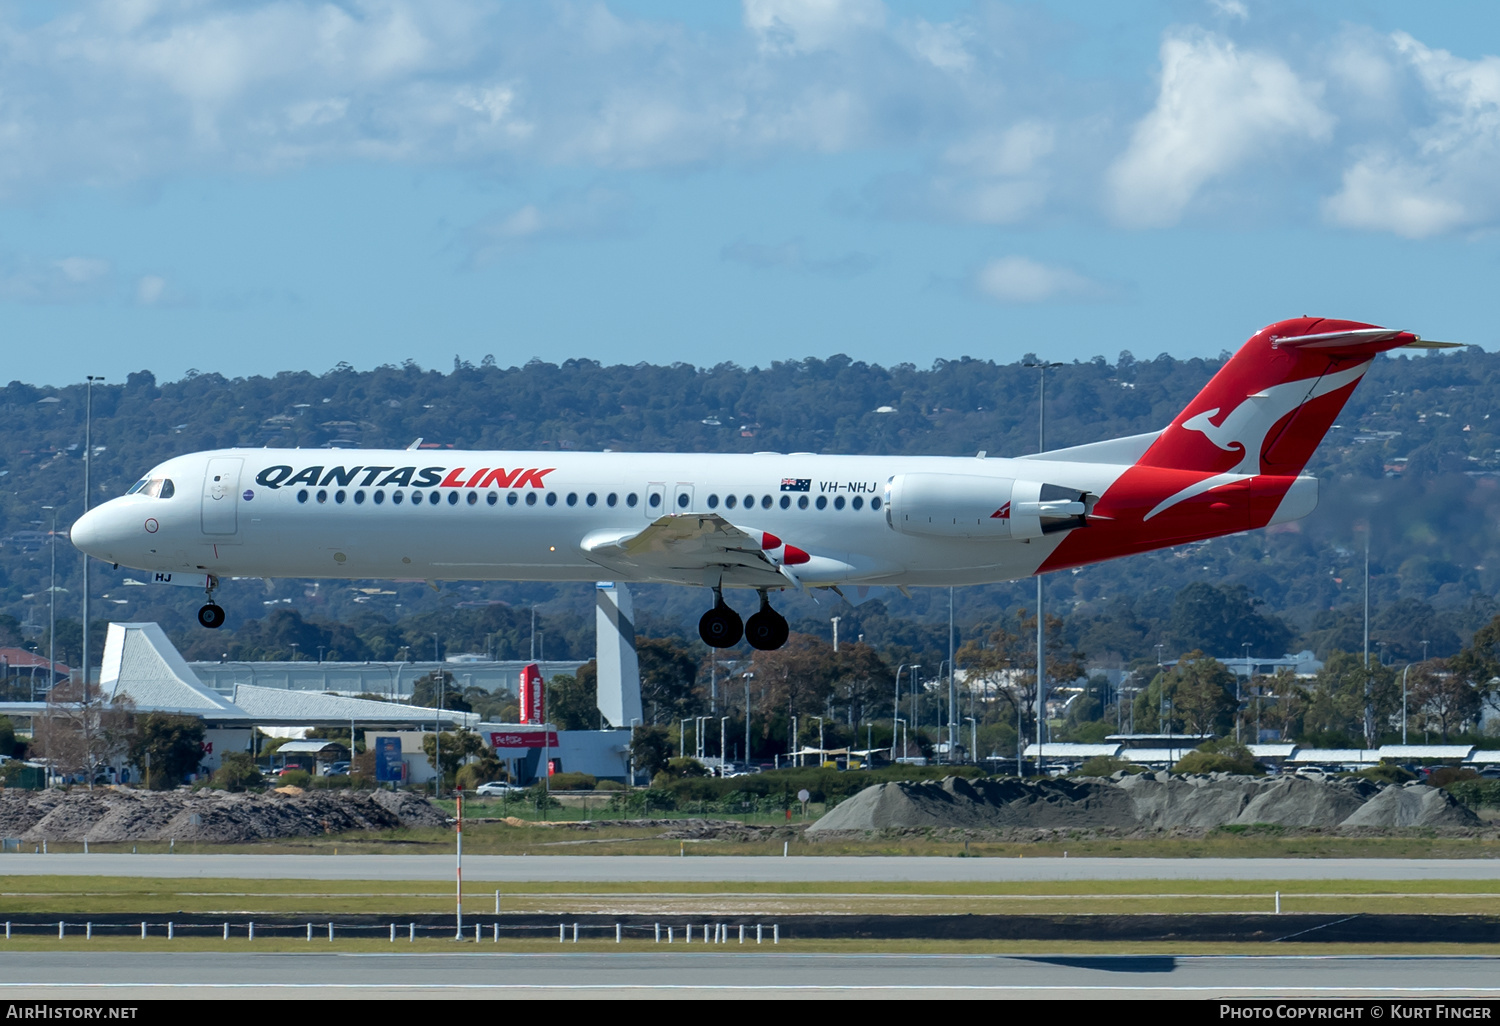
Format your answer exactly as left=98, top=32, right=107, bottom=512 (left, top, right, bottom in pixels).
left=94, top=622, right=470, bottom=729
left=275, top=740, right=346, bottom=755
left=1468, top=750, right=1500, bottom=765
left=1287, top=749, right=1379, bottom=765
left=1377, top=745, right=1475, bottom=761
left=1120, top=748, right=1198, bottom=765
left=100, top=623, right=243, bottom=718
left=1247, top=744, right=1298, bottom=759
left=1023, top=744, right=1123, bottom=760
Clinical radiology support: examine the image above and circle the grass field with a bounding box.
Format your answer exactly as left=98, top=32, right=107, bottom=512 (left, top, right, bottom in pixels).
left=15, top=821, right=1500, bottom=859
left=5, top=875, right=1500, bottom=916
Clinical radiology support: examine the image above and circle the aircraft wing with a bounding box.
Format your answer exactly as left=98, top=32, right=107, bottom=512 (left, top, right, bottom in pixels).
left=580, top=513, right=791, bottom=587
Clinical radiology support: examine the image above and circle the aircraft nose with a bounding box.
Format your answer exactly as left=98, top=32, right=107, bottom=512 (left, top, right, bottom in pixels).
left=69, top=505, right=115, bottom=557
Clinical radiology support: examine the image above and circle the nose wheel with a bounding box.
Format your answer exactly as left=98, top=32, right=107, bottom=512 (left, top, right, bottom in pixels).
left=745, top=592, right=790, bottom=651
left=197, top=574, right=225, bottom=629
left=698, top=589, right=744, bottom=648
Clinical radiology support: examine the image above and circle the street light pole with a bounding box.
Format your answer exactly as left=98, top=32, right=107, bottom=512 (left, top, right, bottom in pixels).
left=1024, top=361, right=1062, bottom=774
left=948, top=586, right=956, bottom=767
left=744, top=672, right=753, bottom=771
left=42, top=505, right=56, bottom=703
left=830, top=616, right=840, bottom=653
left=81, top=375, right=102, bottom=701
left=1402, top=664, right=1411, bottom=745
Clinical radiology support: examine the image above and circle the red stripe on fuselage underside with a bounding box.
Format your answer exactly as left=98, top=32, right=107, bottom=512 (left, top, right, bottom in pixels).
left=1037, top=467, right=1301, bottom=574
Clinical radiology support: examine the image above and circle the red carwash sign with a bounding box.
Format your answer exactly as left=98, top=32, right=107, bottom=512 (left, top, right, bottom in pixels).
left=519, top=663, right=545, bottom=724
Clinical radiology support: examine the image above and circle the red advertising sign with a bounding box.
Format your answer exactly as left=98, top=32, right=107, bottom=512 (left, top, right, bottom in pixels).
left=519, top=663, right=545, bottom=724
left=488, top=731, right=559, bottom=750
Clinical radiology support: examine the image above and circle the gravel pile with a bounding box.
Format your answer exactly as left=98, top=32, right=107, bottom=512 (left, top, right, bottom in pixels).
left=0, top=788, right=447, bottom=843
left=807, top=774, right=1481, bottom=834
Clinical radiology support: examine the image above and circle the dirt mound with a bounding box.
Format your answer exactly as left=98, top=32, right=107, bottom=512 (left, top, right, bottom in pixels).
left=0, top=789, right=447, bottom=843
left=808, top=775, right=1482, bottom=833
left=1339, top=781, right=1478, bottom=829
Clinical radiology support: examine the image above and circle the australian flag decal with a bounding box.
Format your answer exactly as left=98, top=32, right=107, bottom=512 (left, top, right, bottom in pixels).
left=780, top=478, right=810, bottom=492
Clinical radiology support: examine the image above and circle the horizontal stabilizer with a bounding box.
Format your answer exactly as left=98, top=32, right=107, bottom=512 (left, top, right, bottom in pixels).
left=1269, top=327, right=1406, bottom=351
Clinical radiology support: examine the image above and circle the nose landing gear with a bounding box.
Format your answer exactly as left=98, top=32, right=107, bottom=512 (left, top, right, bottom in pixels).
left=197, top=575, right=225, bottom=630
left=745, top=590, right=790, bottom=651
left=698, top=588, right=743, bottom=649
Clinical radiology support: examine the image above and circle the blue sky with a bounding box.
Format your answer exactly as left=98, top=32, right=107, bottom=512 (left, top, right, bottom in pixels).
left=2, top=0, right=1499, bottom=385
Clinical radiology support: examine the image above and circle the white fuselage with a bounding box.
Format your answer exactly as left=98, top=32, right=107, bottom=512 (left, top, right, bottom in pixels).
left=71, top=447, right=1133, bottom=591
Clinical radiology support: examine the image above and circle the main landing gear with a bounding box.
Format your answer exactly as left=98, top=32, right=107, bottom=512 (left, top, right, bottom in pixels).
left=745, top=591, right=789, bottom=651
left=698, top=588, right=789, bottom=651
left=198, top=576, right=225, bottom=630
left=698, top=588, right=743, bottom=649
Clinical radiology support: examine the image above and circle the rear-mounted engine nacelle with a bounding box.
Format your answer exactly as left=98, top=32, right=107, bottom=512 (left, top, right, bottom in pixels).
left=884, top=474, right=1090, bottom=540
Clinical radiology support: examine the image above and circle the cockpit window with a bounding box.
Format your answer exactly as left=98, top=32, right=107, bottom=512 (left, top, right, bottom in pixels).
left=140, top=478, right=175, bottom=499
left=127, top=479, right=150, bottom=495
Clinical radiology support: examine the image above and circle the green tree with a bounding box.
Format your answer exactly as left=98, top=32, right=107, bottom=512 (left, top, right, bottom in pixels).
left=1168, top=583, right=1292, bottom=658
left=629, top=725, right=675, bottom=778
left=637, top=638, right=699, bottom=724
left=421, top=728, right=486, bottom=787
left=210, top=751, right=264, bottom=791
left=130, top=713, right=207, bottom=789
left=1172, top=739, right=1261, bottom=775
left=1302, top=651, right=1398, bottom=746
left=1407, top=659, right=1480, bottom=741
left=547, top=670, right=598, bottom=730
left=410, top=671, right=471, bottom=713
left=1171, top=655, right=1239, bottom=737
left=455, top=748, right=505, bottom=791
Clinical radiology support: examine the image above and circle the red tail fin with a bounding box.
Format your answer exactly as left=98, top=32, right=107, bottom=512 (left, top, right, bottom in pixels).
left=1137, top=317, right=1415, bottom=477
left=1040, top=318, right=1414, bottom=574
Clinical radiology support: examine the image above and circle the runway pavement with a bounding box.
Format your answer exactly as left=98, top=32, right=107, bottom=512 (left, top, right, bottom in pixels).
left=3, top=854, right=1500, bottom=881
left=0, top=951, right=1496, bottom=998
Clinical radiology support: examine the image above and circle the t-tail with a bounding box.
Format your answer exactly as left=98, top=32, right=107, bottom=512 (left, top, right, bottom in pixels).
left=1041, top=317, right=1428, bottom=573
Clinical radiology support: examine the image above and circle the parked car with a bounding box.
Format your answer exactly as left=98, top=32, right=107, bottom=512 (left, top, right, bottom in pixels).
left=326, top=761, right=351, bottom=776
left=475, top=781, right=526, bottom=796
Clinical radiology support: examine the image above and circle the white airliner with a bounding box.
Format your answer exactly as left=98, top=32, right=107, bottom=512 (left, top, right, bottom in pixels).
left=70, top=318, right=1449, bottom=650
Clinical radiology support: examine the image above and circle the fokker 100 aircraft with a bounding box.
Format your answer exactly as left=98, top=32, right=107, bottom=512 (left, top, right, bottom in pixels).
left=70, top=318, right=1451, bottom=651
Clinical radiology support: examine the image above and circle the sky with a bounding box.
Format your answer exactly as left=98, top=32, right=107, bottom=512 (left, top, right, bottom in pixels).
left=2, top=0, right=1499, bottom=385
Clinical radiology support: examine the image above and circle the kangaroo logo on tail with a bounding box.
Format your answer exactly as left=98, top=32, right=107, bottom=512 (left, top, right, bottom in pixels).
left=1146, top=362, right=1369, bottom=520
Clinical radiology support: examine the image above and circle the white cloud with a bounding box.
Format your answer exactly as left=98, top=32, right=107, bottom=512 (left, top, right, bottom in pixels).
left=903, top=18, right=972, bottom=73
left=974, top=256, right=1105, bottom=304
left=136, top=275, right=168, bottom=305
left=1323, top=33, right=1500, bottom=238
left=1208, top=0, right=1249, bottom=22
left=463, top=187, right=635, bottom=265
left=743, top=0, right=885, bottom=56
left=0, top=255, right=112, bottom=303
left=1106, top=31, right=1332, bottom=228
